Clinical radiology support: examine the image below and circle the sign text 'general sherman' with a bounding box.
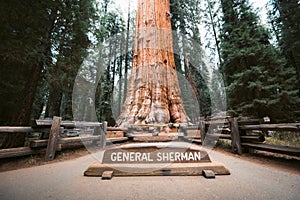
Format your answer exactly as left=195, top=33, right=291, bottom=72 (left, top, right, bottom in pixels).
left=109, top=151, right=202, bottom=163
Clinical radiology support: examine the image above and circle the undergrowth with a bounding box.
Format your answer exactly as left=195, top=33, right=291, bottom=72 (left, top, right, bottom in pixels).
left=265, top=131, right=300, bottom=147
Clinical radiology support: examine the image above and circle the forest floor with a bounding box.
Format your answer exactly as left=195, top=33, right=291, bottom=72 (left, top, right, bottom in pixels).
left=1, top=141, right=299, bottom=175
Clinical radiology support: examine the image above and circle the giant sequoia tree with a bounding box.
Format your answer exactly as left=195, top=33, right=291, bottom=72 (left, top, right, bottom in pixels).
left=117, top=0, right=189, bottom=127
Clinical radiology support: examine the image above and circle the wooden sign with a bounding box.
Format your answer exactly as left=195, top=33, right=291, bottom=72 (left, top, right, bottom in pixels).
left=84, top=142, right=230, bottom=178
left=102, top=143, right=210, bottom=164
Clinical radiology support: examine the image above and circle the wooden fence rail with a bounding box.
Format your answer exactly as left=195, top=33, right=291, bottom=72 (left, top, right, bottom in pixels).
left=239, top=123, right=300, bottom=131
left=0, top=117, right=128, bottom=160
left=1, top=116, right=300, bottom=160
left=201, top=117, right=300, bottom=156
left=0, top=127, right=35, bottom=133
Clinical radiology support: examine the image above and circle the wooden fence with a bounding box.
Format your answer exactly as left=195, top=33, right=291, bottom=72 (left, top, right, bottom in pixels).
left=1, top=116, right=300, bottom=160
left=0, top=116, right=127, bottom=161
left=201, top=116, right=300, bottom=156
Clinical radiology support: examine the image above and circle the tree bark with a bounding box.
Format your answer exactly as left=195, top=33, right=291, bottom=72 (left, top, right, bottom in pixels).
left=123, top=0, right=131, bottom=103
left=45, top=88, right=62, bottom=118
left=117, top=0, right=189, bottom=127
left=206, top=0, right=222, bottom=66
left=117, top=36, right=124, bottom=117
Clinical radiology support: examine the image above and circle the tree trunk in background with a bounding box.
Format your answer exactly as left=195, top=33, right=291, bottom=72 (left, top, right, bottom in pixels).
left=0, top=64, right=43, bottom=148
left=206, top=0, right=222, bottom=66
left=117, top=0, right=189, bottom=127
left=117, top=36, right=124, bottom=117
left=60, top=92, right=73, bottom=120
left=45, top=88, right=62, bottom=118
left=277, top=0, right=300, bottom=96
left=184, top=56, right=199, bottom=103
left=15, top=64, right=42, bottom=126
left=123, top=0, right=131, bottom=103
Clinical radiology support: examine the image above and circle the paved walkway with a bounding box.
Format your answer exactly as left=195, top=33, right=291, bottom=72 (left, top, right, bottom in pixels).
left=1, top=149, right=299, bottom=200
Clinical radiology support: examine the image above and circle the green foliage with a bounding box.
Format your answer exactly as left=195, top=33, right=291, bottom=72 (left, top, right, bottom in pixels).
left=170, top=0, right=212, bottom=119
left=265, top=131, right=300, bottom=147
left=268, top=0, right=300, bottom=97
left=219, top=0, right=299, bottom=122
left=0, top=0, right=109, bottom=124
left=44, top=0, right=100, bottom=120
left=1, top=0, right=298, bottom=128
left=0, top=0, right=54, bottom=125
left=0, top=0, right=59, bottom=147
left=70, top=0, right=127, bottom=125
left=202, top=0, right=222, bottom=66
left=94, top=3, right=126, bottom=125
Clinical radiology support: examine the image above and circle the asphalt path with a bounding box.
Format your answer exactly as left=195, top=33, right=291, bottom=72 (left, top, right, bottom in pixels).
left=1, top=149, right=299, bottom=200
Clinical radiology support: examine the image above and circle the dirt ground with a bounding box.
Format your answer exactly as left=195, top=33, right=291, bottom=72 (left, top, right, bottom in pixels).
left=1, top=142, right=299, bottom=175
left=214, top=146, right=300, bottom=175
left=0, top=145, right=90, bottom=172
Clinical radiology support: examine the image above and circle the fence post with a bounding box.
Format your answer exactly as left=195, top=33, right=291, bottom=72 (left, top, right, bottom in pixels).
left=229, top=117, right=242, bottom=155
left=100, top=121, right=107, bottom=148
left=200, top=120, right=206, bottom=146
left=45, top=116, right=62, bottom=161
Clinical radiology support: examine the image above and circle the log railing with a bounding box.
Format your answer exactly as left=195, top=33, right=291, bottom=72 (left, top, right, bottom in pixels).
left=0, top=117, right=128, bottom=161
left=1, top=116, right=299, bottom=160
left=200, top=117, right=300, bottom=156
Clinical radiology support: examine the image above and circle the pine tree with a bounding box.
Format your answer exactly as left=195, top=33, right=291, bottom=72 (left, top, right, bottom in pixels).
left=268, top=0, right=300, bottom=97
left=71, top=0, right=127, bottom=125
left=170, top=0, right=212, bottom=118
left=0, top=0, right=57, bottom=147
left=220, top=0, right=299, bottom=122
left=96, top=8, right=125, bottom=125
left=45, top=0, right=99, bottom=120
left=202, top=0, right=222, bottom=67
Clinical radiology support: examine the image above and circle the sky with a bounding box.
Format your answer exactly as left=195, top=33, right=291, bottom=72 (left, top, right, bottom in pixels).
left=250, top=0, right=269, bottom=24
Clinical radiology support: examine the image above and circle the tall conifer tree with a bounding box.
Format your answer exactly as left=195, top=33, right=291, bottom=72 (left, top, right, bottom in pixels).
left=220, top=0, right=299, bottom=121
left=268, top=0, right=300, bottom=97
left=170, top=0, right=212, bottom=117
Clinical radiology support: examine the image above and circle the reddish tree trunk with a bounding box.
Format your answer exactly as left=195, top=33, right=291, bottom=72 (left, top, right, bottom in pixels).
left=117, top=0, right=189, bottom=127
